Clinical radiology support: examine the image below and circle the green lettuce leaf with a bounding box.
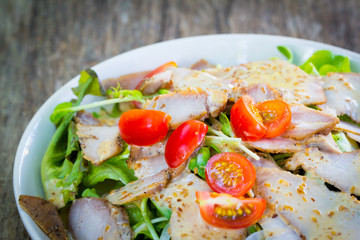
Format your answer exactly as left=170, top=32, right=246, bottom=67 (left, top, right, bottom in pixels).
left=65, top=121, right=79, bottom=158
left=81, top=188, right=100, bottom=198
left=50, top=89, right=144, bottom=124
left=72, top=69, right=103, bottom=98
left=81, top=146, right=137, bottom=187
left=300, top=50, right=351, bottom=75
left=42, top=150, right=86, bottom=208
left=41, top=69, right=102, bottom=208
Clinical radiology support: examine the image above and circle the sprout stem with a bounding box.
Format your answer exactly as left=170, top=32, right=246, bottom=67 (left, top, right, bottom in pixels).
left=205, top=136, right=260, bottom=160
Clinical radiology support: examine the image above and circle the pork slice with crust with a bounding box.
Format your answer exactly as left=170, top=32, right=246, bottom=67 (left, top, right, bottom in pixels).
left=127, top=154, right=168, bottom=179
left=254, top=167, right=360, bottom=240
left=101, top=70, right=150, bottom=91
left=281, top=104, right=339, bottom=140
left=105, top=169, right=171, bottom=205
left=247, top=134, right=341, bottom=154
left=229, top=83, right=283, bottom=103
left=143, top=88, right=227, bottom=129
left=152, top=172, right=247, bottom=240
left=285, top=148, right=360, bottom=195
left=76, top=123, right=123, bottom=165
left=127, top=134, right=187, bottom=179
left=319, top=73, right=360, bottom=123
left=190, top=59, right=216, bottom=70
left=139, top=67, right=231, bottom=95
left=256, top=209, right=302, bottom=240
left=206, top=59, right=326, bottom=105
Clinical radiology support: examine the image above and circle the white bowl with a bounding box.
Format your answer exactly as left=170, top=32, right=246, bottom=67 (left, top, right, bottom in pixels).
left=13, top=34, right=360, bottom=239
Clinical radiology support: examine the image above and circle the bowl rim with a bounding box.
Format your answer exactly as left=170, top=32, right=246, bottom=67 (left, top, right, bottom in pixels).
left=13, top=33, right=360, bottom=239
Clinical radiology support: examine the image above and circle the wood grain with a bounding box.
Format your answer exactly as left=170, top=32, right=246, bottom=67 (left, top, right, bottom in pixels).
left=1, top=0, right=359, bottom=238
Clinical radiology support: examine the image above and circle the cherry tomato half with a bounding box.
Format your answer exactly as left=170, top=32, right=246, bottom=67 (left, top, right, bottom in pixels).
left=205, top=153, right=256, bottom=197
left=118, top=109, right=171, bottom=146
left=135, top=61, right=177, bottom=90
left=256, top=99, right=292, bottom=138
left=165, top=120, right=208, bottom=168
left=230, top=95, right=267, bottom=141
left=196, top=191, right=266, bottom=229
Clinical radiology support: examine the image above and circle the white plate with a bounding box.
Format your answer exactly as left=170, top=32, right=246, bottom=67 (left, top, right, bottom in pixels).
left=13, top=34, right=360, bottom=239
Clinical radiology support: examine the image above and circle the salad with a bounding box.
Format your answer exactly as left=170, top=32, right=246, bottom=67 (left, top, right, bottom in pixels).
left=18, top=46, right=360, bottom=240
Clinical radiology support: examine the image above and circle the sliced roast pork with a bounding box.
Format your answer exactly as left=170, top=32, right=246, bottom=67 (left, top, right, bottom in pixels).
left=229, top=83, right=283, bottom=103
left=190, top=59, right=216, bottom=70
left=282, top=104, right=339, bottom=140
left=74, top=110, right=101, bottom=126
left=127, top=134, right=186, bottom=179
left=152, top=172, right=247, bottom=240
left=105, top=169, right=171, bottom=205
left=256, top=210, right=302, bottom=240
left=254, top=167, right=360, bottom=239
left=143, top=88, right=227, bottom=129
left=101, top=70, right=150, bottom=91
left=69, top=197, right=132, bottom=240
left=319, top=73, right=360, bottom=123
left=335, top=121, right=360, bottom=138
left=127, top=135, right=168, bottom=178
left=127, top=154, right=168, bottom=179
left=138, top=67, right=233, bottom=95
left=247, top=134, right=341, bottom=154
left=286, top=148, right=360, bottom=195
left=76, top=124, right=123, bottom=165
left=206, top=59, right=326, bottom=105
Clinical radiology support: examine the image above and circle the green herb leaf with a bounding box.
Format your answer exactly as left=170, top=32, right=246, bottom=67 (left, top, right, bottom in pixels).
left=188, top=147, right=210, bottom=179
left=158, top=89, right=170, bottom=94
left=81, top=188, right=100, bottom=198
left=277, top=46, right=293, bottom=63
left=247, top=223, right=263, bottom=235
left=123, top=203, right=145, bottom=226
left=307, top=105, right=320, bottom=110
left=219, top=113, right=234, bottom=137
left=339, top=114, right=360, bottom=127
left=332, top=131, right=359, bottom=152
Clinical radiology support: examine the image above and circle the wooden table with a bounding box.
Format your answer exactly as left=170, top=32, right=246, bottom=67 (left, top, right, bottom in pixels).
left=1, top=0, right=359, bottom=238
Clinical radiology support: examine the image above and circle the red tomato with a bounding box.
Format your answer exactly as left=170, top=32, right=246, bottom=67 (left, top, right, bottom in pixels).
left=230, top=95, right=267, bottom=141
left=256, top=99, right=292, bottom=138
left=196, top=191, right=266, bottom=229
left=118, top=109, right=171, bottom=146
left=165, top=120, right=208, bottom=168
left=205, top=152, right=256, bottom=197
left=135, top=61, right=177, bottom=90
